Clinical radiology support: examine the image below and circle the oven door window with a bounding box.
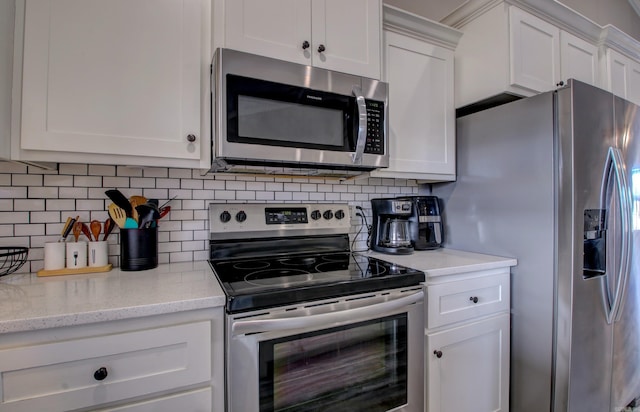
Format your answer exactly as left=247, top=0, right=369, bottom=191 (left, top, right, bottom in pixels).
left=226, top=74, right=355, bottom=152
left=258, top=313, right=408, bottom=412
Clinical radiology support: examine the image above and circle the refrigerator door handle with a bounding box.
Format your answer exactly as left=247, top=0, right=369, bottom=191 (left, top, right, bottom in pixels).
left=600, top=147, right=632, bottom=324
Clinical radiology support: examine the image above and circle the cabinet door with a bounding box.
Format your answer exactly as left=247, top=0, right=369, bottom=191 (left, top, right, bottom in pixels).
left=311, top=0, right=381, bottom=79
left=560, top=31, right=598, bottom=86
left=20, top=0, right=205, bottom=162
left=224, top=0, right=312, bottom=65
left=371, top=31, right=454, bottom=180
left=427, top=313, right=509, bottom=412
left=509, top=7, right=560, bottom=92
left=604, top=48, right=640, bottom=106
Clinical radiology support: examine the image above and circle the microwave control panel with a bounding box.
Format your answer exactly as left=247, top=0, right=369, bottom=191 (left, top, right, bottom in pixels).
left=364, top=100, right=385, bottom=154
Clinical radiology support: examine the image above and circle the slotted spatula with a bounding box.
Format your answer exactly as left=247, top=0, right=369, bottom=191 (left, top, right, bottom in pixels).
left=108, top=203, right=126, bottom=228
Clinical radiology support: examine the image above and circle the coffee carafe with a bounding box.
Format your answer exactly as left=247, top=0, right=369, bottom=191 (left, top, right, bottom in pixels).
left=370, top=198, right=414, bottom=255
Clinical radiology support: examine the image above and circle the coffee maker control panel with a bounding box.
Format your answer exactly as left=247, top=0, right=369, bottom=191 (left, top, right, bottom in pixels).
left=391, top=200, right=413, bottom=215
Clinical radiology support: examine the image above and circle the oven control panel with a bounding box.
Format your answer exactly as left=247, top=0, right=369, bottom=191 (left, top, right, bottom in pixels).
left=209, top=203, right=351, bottom=238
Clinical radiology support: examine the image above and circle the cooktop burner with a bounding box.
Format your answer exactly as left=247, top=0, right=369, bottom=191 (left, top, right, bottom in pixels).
left=210, top=252, right=424, bottom=313
left=208, top=203, right=425, bottom=313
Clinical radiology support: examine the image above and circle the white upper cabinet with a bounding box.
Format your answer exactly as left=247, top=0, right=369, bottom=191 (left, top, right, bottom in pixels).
left=560, top=31, right=599, bottom=87
left=217, top=0, right=381, bottom=79
left=444, top=1, right=601, bottom=108
left=13, top=0, right=211, bottom=168
left=370, top=6, right=460, bottom=182
left=601, top=47, right=640, bottom=106
left=509, top=7, right=560, bottom=93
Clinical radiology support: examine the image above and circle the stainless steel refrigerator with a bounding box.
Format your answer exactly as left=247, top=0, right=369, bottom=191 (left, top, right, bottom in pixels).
left=432, top=79, right=640, bottom=412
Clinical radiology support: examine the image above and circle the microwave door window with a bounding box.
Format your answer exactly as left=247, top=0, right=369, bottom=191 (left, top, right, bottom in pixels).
left=226, top=74, right=353, bottom=152
left=237, top=96, right=344, bottom=148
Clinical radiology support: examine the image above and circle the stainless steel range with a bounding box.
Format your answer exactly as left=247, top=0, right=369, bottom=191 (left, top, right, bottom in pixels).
left=208, top=203, right=425, bottom=412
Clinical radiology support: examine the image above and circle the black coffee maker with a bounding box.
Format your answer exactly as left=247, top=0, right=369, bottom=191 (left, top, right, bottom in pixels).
left=370, top=198, right=414, bottom=255
left=397, top=196, right=443, bottom=250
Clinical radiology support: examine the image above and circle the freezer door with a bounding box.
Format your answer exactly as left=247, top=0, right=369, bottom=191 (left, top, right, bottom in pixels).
left=556, top=80, right=616, bottom=412
left=610, top=95, right=640, bottom=412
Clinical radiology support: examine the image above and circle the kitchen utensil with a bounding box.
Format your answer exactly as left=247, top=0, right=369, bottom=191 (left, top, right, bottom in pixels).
left=59, top=216, right=76, bottom=242
left=80, top=222, right=93, bottom=242
left=108, top=203, right=128, bottom=228
left=129, top=195, right=147, bottom=209
left=159, top=195, right=177, bottom=209
left=90, top=220, right=102, bottom=242
left=158, top=205, right=171, bottom=219
left=103, top=218, right=115, bottom=241
left=0, top=247, right=29, bottom=277
left=105, top=189, right=133, bottom=217
left=72, top=221, right=83, bottom=242
left=135, top=204, right=157, bottom=229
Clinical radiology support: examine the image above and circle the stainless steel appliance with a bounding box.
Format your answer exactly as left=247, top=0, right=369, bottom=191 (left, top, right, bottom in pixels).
left=210, top=48, right=389, bottom=176
left=370, top=198, right=414, bottom=255
left=433, top=79, right=640, bottom=412
left=398, top=196, right=443, bottom=250
left=208, top=203, right=425, bottom=412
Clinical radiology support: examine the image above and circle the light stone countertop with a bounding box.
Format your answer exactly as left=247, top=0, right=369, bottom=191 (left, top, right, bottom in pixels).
left=363, top=248, right=517, bottom=277
left=0, top=261, right=225, bottom=334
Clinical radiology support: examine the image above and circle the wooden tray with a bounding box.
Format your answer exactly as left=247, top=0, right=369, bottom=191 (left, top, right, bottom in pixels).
left=37, top=264, right=113, bottom=277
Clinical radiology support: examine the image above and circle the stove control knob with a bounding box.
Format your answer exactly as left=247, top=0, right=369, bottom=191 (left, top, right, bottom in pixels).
left=335, top=209, right=345, bottom=220
left=311, top=210, right=321, bottom=220
left=220, top=211, right=231, bottom=223
left=323, top=210, right=334, bottom=220
left=235, top=211, right=247, bottom=223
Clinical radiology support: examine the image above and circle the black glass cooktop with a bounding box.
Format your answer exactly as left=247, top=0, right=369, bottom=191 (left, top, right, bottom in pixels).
left=210, top=252, right=425, bottom=313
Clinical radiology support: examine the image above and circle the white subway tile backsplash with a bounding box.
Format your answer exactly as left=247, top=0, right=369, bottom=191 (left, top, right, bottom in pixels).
left=88, top=165, right=116, bottom=176
left=74, top=176, right=102, bottom=187
left=103, top=176, right=130, bottom=188
left=30, top=211, right=61, bottom=223
left=59, top=187, right=88, bottom=199
left=0, top=212, right=29, bottom=224
left=0, top=199, right=12, bottom=211
left=14, top=174, right=44, bottom=186
left=0, top=164, right=418, bottom=274
left=0, top=186, right=28, bottom=199
left=59, top=164, right=88, bottom=175
left=16, top=199, right=45, bottom=211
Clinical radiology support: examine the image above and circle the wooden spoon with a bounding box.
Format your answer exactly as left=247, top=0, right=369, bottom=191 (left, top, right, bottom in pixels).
left=72, top=221, right=83, bottom=242
left=90, top=220, right=101, bottom=242
left=103, top=218, right=115, bottom=241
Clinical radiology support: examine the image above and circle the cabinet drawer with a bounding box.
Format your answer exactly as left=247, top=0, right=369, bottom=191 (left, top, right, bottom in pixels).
left=0, top=321, right=211, bottom=412
left=427, top=273, right=510, bottom=329
left=97, top=387, right=212, bottom=412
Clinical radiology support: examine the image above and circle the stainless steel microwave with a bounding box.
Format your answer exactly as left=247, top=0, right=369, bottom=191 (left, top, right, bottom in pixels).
left=210, top=48, right=389, bottom=175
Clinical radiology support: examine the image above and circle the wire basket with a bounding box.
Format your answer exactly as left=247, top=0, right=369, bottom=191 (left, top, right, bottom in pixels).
left=0, top=247, right=29, bottom=277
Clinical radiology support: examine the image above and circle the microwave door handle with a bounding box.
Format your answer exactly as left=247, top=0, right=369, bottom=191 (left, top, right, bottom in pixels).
left=351, top=86, right=367, bottom=164
left=231, top=290, right=424, bottom=336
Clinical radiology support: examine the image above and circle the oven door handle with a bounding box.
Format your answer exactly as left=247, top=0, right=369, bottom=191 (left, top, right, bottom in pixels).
left=232, top=290, right=424, bottom=336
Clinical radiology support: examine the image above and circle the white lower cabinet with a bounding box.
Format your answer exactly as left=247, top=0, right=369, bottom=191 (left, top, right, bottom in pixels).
left=0, top=309, right=223, bottom=412
left=425, top=269, right=510, bottom=412
left=426, top=313, right=510, bottom=412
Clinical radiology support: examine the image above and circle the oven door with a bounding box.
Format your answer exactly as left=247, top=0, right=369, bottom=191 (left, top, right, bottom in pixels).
left=227, top=288, right=424, bottom=412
